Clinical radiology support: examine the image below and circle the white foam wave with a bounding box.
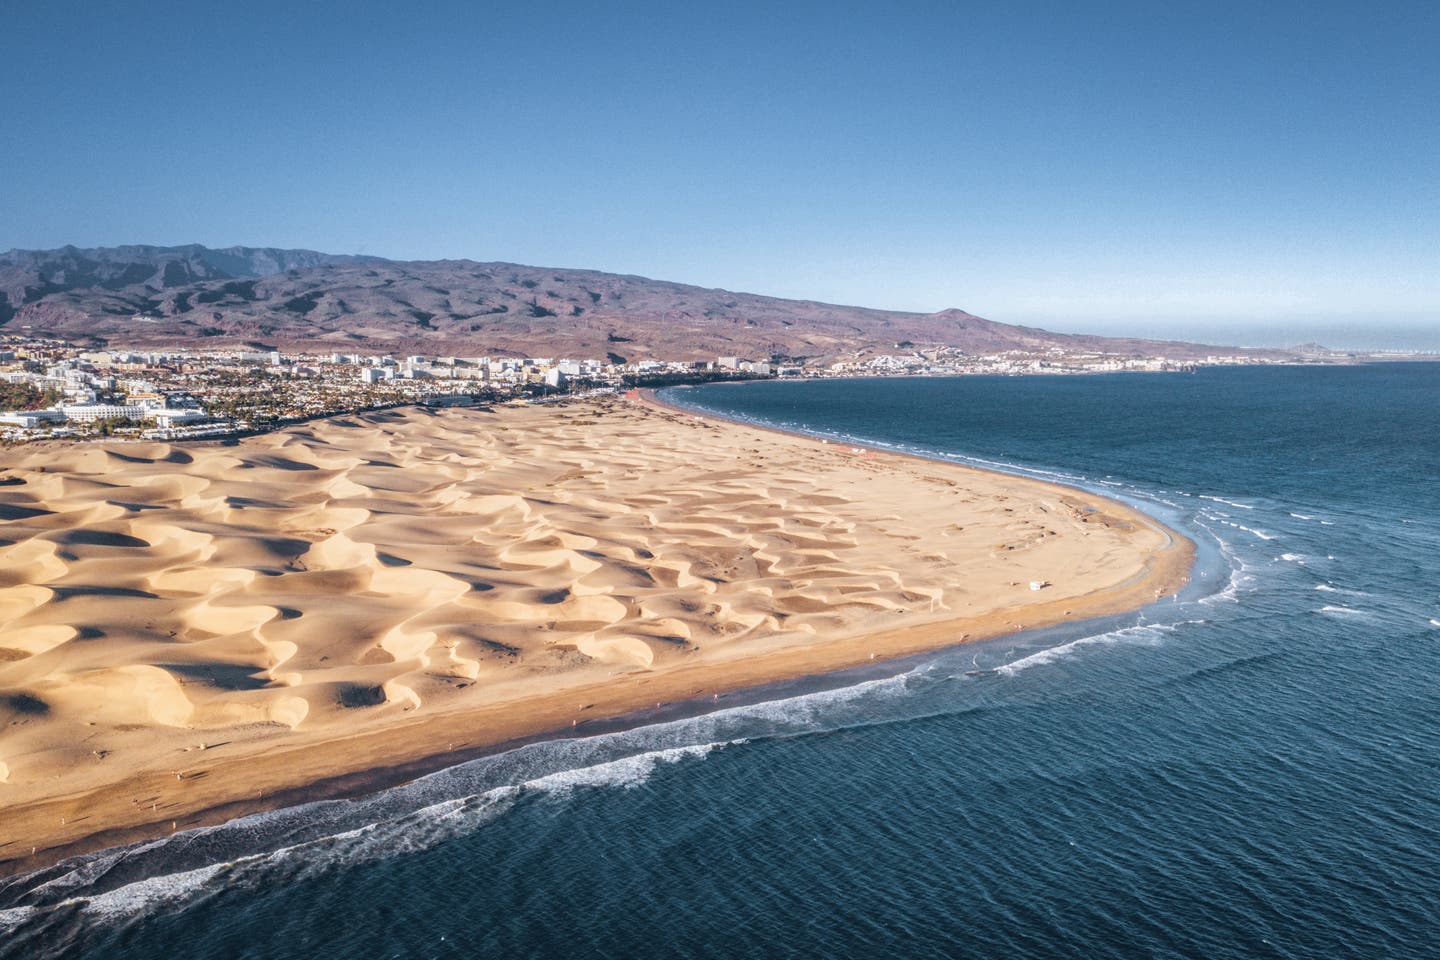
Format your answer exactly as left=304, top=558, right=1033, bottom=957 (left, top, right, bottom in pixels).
left=1200, top=565, right=1247, bottom=604
left=994, top=620, right=1201, bottom=675
left=1198, top=568, right=1245, bottom=605
left=1316, top=605, right=1376, bottom=620
left=1280, top=553, right=1306, bottom=563
left=0, top=740, right=737, bottom=932
left=1313, top=584, right=1371, bottom=598
left=1216, top=519, right=1274, bottom=541
left=1190, top=519, right=1254, bottom=606
left=1200, top=495, right=1255, bottom=510
left=6, top=789, right=529, bottom=930
left=0, top=666, right=932, bottom=927
left=5, top=857, right=228, bottom=926
left=525, top=741, right=724, bottom=793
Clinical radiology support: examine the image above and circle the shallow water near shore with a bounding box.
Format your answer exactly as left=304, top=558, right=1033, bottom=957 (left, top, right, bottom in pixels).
left=5, top=364, right=1439, bottom=959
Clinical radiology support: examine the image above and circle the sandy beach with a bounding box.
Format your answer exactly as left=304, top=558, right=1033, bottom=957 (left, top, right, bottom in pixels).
left=0, top=393, right=1191, bottom=872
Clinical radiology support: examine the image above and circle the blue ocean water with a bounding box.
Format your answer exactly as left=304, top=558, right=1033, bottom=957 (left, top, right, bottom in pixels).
left=4, top=364, right=1439, bottom=959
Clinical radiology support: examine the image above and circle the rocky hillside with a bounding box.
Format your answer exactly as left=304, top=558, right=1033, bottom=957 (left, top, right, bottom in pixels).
left=0, top=244, right=1265, bottom=361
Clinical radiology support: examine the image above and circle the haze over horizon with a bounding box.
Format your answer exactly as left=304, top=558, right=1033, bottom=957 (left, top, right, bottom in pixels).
left=2, top=0, right=1435, bottom=349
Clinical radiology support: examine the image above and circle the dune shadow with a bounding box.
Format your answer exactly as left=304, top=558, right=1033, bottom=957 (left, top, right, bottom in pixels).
left=54, top=529, right=151, bottom=548
left=157, top=662, right=271, bottom=691
left=226, top=495, right=292, bottom=509
left=106, top=451, right=155, bottom=464
left=337, top=683, right=387, bottom=707
left=50, top=585, right=160, bottom=600
left=106, top=500, right=168, bottom=513
left=242, top=455, right=319, bottom=471
left=256, top=535, right=314, bottom=556
left=0, top=503, right=54, bottom=521
left=2, top=693, right=49, bottom=715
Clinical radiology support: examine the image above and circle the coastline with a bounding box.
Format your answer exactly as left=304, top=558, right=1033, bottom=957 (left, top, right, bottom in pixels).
left=0, top=393, right=1193, bottom=880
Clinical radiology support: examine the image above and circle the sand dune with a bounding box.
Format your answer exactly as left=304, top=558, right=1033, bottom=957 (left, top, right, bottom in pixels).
left=0, top=394, right=1189, bottom=869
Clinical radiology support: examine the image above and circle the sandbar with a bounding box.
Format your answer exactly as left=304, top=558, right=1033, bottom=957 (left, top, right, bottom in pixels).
left=0, top=394, right=1191, bottom=872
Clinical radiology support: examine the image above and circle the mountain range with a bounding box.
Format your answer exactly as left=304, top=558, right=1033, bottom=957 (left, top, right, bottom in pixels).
left=0, top=244, right=1270, bottom=362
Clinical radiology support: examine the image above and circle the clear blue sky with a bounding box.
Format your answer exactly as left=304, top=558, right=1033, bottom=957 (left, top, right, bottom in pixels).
left=2, top=0, right=1436, bottom=347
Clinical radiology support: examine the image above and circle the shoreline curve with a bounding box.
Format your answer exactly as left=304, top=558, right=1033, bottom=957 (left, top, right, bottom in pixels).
left=0, top=393, right=1194, bottom=881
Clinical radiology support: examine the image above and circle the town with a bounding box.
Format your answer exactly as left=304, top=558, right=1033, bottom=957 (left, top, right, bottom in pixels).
left=0, top=333, right=1286, bottom=444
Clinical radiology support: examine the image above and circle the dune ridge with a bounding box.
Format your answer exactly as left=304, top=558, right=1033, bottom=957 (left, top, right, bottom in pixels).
left=0, top=396, right=1190, bottom=869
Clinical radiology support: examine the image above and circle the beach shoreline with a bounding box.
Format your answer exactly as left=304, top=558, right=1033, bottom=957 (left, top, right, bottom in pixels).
left=0, top=394, right=1193, bottom=880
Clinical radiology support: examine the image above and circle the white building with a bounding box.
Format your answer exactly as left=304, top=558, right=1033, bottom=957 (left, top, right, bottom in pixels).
left=152, top=409, right=209, bottom=428
left=57, top=402, right=210, bottom=425
left=60, top=403, right=145, bottom=422
left=0, top=409, right=66, bottom=428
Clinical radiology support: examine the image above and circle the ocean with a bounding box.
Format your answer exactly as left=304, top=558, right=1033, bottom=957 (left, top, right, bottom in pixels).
left=3, top=363, right=1438, bottom=959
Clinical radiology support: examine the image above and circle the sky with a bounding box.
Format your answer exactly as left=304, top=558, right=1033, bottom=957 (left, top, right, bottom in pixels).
left=2, top=0, right=1436, bottom=348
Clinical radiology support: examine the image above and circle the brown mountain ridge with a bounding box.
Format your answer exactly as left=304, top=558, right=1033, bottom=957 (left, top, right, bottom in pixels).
left=0, top=244, right=1267, bottom=361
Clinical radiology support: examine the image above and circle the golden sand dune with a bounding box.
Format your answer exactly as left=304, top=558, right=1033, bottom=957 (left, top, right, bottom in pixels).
left=0, top=395, right=1189, bottom=868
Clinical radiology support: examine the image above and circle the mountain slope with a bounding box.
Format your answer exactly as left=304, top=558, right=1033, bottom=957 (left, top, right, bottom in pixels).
left=0, top=244, right=1264, bottom=360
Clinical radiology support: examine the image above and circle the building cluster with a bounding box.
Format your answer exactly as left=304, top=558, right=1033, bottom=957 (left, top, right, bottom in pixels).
left=333, top=352, right=786, bottom=388
left=819, top=346, right=1266, bottom=377
left=0, top=332, right=1289, bottom=444
left=340, top=354, right=617, bottom=389
left=0, top=349, right=218, bottom=437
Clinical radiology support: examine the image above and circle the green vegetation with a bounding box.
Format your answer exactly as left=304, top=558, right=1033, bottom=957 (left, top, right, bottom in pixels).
left=621, top=370, right=775, bottom=388
left=92, top=416, right=141, bottom=436
left=0, top=382, right=60, bottom=412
